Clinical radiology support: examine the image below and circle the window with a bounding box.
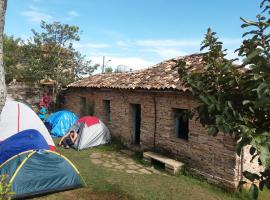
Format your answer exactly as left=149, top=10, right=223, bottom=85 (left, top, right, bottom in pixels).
left=80, top=97, right=95, bottom=116
left=174, top=109, right=189, bottom=140
left=80, top=97, right=86, bottom=116
left=103, top=100, right=111, bottom=122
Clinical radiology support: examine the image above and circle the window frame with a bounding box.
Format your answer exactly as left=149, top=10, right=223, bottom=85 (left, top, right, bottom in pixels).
left=103, top=100, right=111, bottom=122
left=174, top=108, right=189, bottom=141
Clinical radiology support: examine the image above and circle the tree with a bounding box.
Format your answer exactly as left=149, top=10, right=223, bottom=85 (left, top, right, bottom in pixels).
left=104, top=66, right=113, bottom=73
left=23, top=21, right=98, bottom=97
left=0, top=0, right=7, bottom=114
left=3, top=35, right=24, bottom=83
left=0, top=1, right=11, bottom=198
left=178, top=1, right=270, bottom=199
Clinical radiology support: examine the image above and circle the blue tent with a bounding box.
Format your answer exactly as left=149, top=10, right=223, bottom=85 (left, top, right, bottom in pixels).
left=0, top=129, right=49, bottom=164
left=46, top=110, right=78, bottom=137
left=0, top=150, right=82, bottom=199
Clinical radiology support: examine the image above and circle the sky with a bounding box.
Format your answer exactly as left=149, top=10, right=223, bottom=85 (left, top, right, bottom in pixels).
left=5, top=0, right=260, bottom=71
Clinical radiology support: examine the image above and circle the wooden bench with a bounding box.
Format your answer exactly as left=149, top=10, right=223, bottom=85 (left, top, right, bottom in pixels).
left=143, top=151, right=184, bottom=174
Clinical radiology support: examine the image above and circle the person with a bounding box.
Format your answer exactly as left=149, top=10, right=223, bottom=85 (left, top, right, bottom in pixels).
left=42, top=92, right=51, bottom=109
left=38, top=102, right=47, bottom=122
left=58, top=130, right=78, bottom=149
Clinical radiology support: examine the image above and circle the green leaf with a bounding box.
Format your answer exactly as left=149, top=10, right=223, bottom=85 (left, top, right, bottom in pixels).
left=259, top=180, right=265, bottom=191
left=243, top=49, right=262, bottom=65
left=259, top=146, right=270, bottom=168
left=265, top=178, right=270, bottom=189
left=236, top=137, right=251, bottom=156
left=243, top=171, right=260, bottom=182
left=250, top=146, right=256, bottom=155
left=238, top=180, right=247, bottom=190
left=257, top=83, right=269, bottom=98
left=249, top=184, right=259, bottom=200
left=242, top=100, right=251, bottom=105
left=208, top=126, right=219, bottom=136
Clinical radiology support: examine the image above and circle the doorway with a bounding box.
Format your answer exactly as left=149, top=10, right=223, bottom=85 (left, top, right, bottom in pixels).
left=131, top=104, right=141, bottom=145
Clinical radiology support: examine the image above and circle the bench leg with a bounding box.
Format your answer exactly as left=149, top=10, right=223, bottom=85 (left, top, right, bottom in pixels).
left=143, top=157, right=152, bottom=163
left=165, top=164, right=181, bottom=174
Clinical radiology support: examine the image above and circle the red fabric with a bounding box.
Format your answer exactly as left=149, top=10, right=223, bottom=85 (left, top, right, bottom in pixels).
left=77, top=116, right=99, bottom=127
left=49, top=145, right=56, bottom=151
left=42, top=94, right=51, bottom=109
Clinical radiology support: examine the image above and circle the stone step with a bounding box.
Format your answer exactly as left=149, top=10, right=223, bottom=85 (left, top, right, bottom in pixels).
left=143, top=151, right=184, bottom=174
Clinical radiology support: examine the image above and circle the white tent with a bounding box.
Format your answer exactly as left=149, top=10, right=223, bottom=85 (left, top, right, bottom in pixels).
left=72, top=116, right=110, bottom=150
left=0, top=100, right=55, bottom=150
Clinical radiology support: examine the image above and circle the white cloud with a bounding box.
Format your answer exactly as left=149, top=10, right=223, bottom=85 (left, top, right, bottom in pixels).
left=74, top=43, right=110, bottom=49
left=22, top=10, right=53, bottom=23
left=135, top=38, right=241, bottom=48
left=116, top=41, right=129, bottom=47
left=225, top=50, right=243, bottom=64
left=75, top=37, right=242, bottom=73
left=143, top=48, right=189, bottom=60
left=89, top=56, right=155, bottom=72
left=222, top=38, right=242, bottom=46
left=21, top=6, right=53, bottom=23
left=67, top=10, right=79, bottom=17
left=135, top=39, right=201, bottom=47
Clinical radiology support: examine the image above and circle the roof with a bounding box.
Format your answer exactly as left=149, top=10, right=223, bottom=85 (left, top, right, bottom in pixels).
left=68, top=53, right=204, bottom=91
left=39, top=78, right=56, bottom=85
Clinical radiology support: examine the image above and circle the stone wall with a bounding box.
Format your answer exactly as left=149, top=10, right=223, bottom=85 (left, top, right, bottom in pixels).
left=64, top=87, right=256, bottom=189
left=7, top=83, right=41, bottom=104
left=7, top=82, right=54, bottom=107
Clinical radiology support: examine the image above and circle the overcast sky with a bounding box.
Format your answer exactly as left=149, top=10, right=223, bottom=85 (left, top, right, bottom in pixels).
left=5, top=0, right=260, bottom=72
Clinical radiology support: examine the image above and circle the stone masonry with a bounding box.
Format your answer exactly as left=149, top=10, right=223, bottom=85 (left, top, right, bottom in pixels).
left=63, top=87, right=255, bottom=190
left=64, top=54, right=262, bottom=190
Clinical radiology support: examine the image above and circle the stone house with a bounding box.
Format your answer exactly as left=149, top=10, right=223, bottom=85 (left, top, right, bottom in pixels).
left=64, top=54, right=260, bottom=189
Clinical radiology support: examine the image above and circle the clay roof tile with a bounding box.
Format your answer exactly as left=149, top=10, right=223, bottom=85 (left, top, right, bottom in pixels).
left=68, top=53, right=204, bottom=91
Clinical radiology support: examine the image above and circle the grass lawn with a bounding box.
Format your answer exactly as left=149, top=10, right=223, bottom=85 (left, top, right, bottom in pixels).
left=35, top=140, right=270, bottom=200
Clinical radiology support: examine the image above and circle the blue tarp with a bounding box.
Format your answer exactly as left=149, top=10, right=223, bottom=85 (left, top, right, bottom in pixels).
left=0, top=129, right=49, bottom=164
left=46, top=110, right=78, bottom=137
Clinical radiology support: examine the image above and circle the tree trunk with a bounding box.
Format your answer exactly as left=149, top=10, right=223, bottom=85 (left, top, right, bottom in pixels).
left=0, top=0, right=7, bottom=114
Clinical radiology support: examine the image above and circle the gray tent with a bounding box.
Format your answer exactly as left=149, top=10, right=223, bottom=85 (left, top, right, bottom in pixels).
left=71, top=116, right=110, bottom=150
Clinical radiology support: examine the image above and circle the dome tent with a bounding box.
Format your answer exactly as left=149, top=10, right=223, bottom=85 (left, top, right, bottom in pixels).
left=0, top=150, right=82, bottom=199
left=72, top=116, right=110, bottom=150
left=0, top=100, right=55, bottom=150
left=46, top=110, right=78, bottom=137
left=0, top=129, right=49, bottom=164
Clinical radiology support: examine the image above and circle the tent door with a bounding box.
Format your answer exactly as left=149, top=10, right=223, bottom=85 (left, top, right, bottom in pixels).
left=131, top=104, right=141, bottom=145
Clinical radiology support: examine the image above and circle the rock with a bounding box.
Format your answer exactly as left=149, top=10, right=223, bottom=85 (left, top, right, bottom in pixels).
left=91, top=159, right=103, bottom=165
left=126, top=170, right=139, bottom=174
left=138, top=169, right=152, bottom=174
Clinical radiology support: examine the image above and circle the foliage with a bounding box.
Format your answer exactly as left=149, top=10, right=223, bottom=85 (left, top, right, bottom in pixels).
left=3, top=35, right=24, bottom=83
left=22, top=20, right=98, bottom=90
left=178, top=1, right=270, bottom=199
left=104, top=66, right=113, bottom=73
left=0, top=175, right=13, bottom=200
left=179, top=0, right=270, bottom=199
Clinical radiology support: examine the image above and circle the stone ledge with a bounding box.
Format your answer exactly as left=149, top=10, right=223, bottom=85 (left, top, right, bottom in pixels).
left=143, top=151, right=184, bottom=174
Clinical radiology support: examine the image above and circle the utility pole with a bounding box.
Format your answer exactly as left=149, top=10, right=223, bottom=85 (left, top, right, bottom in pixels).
left=102, top=56, right=111, bottom=74
left=102, top=56, right=105, bottom=73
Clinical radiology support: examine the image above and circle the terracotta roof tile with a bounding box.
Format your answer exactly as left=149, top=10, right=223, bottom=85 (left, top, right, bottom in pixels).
left=68, top=53, right=204, bottom=91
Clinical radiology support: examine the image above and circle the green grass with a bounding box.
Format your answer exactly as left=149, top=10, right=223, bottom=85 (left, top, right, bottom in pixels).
left=35, top=140, right=270, bottom=200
